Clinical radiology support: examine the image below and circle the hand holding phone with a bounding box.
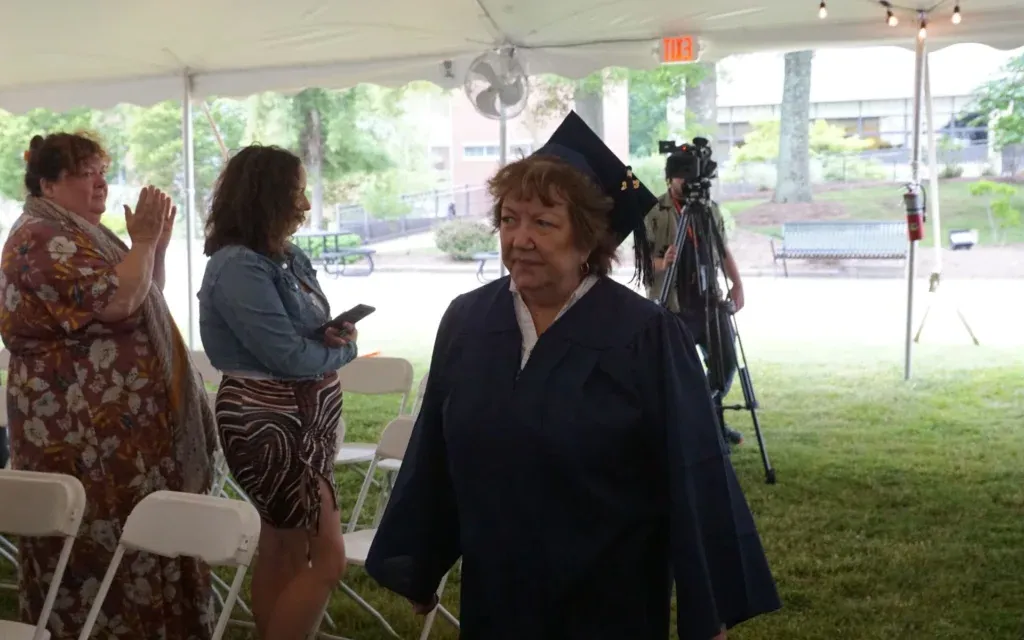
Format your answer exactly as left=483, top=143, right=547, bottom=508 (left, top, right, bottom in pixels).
left=316, top=304, right=375, bottom=337
left=323, top=324, right=357, bottom=347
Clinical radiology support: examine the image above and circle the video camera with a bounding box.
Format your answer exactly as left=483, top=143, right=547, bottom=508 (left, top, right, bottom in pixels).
left=659, top=137, right=717, bottom=201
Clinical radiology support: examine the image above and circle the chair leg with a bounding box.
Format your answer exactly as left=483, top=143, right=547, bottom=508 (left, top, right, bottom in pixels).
left=212, top=566, right=249, bottom=640
left=418, top=573, right=453, bottom=640
left=332, top=581, right=401, bottom=639
left=212, top=572, right=254, bottom=618
left=76, top=546, right=126, bottom=640
left=438, top=606, right=460, bottom=628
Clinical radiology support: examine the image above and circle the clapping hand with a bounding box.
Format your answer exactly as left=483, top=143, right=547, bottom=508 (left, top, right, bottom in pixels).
left=124, top=186, right=172, bottom=247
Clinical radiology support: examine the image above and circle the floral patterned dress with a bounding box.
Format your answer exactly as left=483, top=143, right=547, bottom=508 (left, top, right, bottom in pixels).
left=0, top=215, right=212, bottom=639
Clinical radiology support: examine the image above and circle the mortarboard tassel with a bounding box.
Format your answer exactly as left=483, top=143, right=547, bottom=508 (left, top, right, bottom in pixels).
left=622, top=166, right=655, bottom=286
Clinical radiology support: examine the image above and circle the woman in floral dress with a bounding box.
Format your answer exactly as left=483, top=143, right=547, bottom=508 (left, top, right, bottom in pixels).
left=0, top=133, right=218, bottom=639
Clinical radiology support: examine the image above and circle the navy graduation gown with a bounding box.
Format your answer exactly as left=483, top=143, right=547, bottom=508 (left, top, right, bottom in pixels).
left=365, top=276, right=780, bottom=639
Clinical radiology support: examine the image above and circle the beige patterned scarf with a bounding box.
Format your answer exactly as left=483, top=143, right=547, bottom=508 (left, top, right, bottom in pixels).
left=24, top=196, right=215, bottom=494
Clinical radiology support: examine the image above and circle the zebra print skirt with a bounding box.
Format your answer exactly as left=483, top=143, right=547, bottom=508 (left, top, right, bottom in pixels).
left=215, top=373, right=343, bottom=531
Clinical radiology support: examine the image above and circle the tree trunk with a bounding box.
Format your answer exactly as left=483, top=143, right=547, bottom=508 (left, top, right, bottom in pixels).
left=300, top=105, right=325, bottom=230
left=774, top=51, right=814, bottom=203
left=574, top=81, right=604, bottom=139
left=685, top=62, right=718, bottom=140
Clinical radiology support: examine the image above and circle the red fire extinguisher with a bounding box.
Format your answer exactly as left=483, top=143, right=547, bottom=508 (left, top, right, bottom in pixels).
left=903, top=184, right=926, bottom=242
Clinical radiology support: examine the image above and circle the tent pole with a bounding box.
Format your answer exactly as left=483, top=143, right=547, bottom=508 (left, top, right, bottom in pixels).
left=182, top=71, right=197, bottom=349
left=924, top=55, right=942, bottom=275
left=904, top=33, right=926, bottom=381
left=498, top=108, right=508, bottom=278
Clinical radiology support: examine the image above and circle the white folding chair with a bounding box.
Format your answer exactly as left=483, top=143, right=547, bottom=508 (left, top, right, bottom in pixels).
left=409, top=372, right=429, bottom=419
left=0, top=470, right=86, bottom=640
left=0, top=387, right=18, bottom=590
left=334, top=358, right=414, bottom=527
left=317, top=416, right=460, bottom=640
left=190, top=350, right=222, bottom=388
left=76, top=491, right=260, bottom=640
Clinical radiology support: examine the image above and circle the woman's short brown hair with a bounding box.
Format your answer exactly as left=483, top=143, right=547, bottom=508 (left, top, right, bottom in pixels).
left=487, top=156, right=619, bottom=277
left=204, top=145, right=304, bottom=258
left=24, top=132, right=109, bottom=197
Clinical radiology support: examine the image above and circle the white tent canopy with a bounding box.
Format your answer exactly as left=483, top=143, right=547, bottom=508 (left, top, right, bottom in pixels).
left=1, top=0, right=1023, bottom=113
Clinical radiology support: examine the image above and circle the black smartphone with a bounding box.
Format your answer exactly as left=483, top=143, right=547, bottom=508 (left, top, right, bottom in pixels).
left=316, top=304, right=376, bottom=336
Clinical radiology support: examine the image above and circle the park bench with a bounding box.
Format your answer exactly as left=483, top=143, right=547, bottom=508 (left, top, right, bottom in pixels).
left=292, top=231, right=377, bottom=277
left=770, top=221, right=907, bottom=277
left=472, top=251, right=501, bottom=283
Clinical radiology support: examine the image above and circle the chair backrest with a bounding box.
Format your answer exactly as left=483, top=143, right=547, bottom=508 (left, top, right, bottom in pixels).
left=410, top=372, right=429, bottom=417
left=337, top=357, right=415, bottom=414
left=782, top=221, right=906, bottom=256
left=376, top=416, right=415, bottom=462
left=0, top=470, right=86, bottom=537
left=347, top=416, right=416, bottom=530
left=190, top=350, right=222, bottom=387
left=120, top=491, right=260, bottom=566
left=337, top=357, right=414, bottom=396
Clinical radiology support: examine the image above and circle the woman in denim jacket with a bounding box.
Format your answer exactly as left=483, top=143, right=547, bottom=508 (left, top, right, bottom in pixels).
left=198, top=145, right=356, bottom=639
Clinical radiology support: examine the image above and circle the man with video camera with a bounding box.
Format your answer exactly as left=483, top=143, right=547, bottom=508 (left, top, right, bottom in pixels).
left=644, top=149, right=746, bottom=448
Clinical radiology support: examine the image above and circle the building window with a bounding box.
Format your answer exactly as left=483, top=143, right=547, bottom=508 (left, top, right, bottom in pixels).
left=510, top=143, right=533, bottom=158
left=464, top=145, right=501, bottom=159
left=429, top=146, right=451, bottom=172
left=463, top=143, right=534, bottom=160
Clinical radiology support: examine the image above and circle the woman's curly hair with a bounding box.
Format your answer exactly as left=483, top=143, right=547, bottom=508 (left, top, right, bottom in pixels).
left=204, top=145, right=304, bottom=257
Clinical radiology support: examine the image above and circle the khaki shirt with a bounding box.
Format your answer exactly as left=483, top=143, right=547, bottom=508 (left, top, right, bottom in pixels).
left=643, top=192, right=727, bottom=313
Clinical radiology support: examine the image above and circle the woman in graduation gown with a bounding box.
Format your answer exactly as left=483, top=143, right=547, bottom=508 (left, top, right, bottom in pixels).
left=365, top=112, right=781, bottom=639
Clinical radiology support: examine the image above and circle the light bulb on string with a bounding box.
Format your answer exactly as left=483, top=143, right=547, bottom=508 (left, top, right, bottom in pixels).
left=918, top=18, right=928, bottom=40
left=952, top=4, right=962, bottom=24
left=818, top=0, right=827, bottom=19
left=886, top=10, right=898, bottom=27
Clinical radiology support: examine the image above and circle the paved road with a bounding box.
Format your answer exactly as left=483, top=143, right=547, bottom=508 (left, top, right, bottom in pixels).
left=163, top=241, right=1024, bottom=371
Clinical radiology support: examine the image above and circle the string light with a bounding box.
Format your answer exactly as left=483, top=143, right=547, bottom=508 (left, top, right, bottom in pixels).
left=818, top=0, right=827, bottom=19
left=866, top=2, right=964, bottom=30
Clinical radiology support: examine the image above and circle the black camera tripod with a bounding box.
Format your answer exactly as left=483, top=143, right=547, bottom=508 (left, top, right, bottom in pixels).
left=655, top=192, right=776, bottom=485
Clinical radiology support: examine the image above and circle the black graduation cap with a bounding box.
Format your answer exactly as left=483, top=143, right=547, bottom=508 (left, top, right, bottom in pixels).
left=533, top=111, right=658, bottom=286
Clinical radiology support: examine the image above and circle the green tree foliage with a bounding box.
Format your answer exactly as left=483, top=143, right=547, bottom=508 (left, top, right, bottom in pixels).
left=0, top=107, right=96, bottom=200
left=969, top=180, right=1021, bottom=243
left=627, top=65, right=708, bottom=156
left=970, top=53, right=1024, bottom=149
left=522, top=66, right=707, bottom=156
left=732, top=120, right=872, bottom=163
left=126, top=99, right=247, bottom=222
left=244, top=86, right=402, bottom=228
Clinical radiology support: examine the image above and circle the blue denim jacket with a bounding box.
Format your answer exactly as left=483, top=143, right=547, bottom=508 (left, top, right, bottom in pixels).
left=198, top=243, right=357, bottom=380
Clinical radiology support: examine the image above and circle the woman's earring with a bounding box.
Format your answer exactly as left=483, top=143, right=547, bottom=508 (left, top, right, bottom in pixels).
left=580, top=262, right=591, bottom=275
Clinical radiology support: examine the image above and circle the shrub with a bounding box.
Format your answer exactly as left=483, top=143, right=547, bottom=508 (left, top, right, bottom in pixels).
left=435, top=219, right=496, bottom=261
left=293, top=232, right=363, bottom=263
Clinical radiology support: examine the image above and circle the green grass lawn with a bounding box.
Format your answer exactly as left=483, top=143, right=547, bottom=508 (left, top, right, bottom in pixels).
left=2, top=345, right=1023, bottom=639
left=724, top=180, right=1024, bottom=247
